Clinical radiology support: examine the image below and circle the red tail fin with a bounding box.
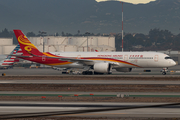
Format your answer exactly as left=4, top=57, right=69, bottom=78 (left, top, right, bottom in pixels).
left=13, top=30, right=43, bottom=56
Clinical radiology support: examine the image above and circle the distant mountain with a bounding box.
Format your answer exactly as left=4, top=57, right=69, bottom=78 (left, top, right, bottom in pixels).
left=0, top=0, right=180, bottom=34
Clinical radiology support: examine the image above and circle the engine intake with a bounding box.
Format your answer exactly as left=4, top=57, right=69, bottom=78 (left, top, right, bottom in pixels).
left=93, top=62, right=110, bottom=73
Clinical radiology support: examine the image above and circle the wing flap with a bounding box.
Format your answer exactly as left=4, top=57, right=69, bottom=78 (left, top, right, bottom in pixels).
left=60, top=58, right=94, bottom=65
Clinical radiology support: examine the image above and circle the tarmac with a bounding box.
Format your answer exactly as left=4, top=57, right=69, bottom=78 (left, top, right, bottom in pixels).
left=0, top=65, right=179, bottom=76
left=0, top=66, right=180, bottom=119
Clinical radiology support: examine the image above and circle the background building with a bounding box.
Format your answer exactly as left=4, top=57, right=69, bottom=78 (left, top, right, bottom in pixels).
left=28, top=36, right=116, bottom=52
left=1, top=37, right=180, bottom=65
left=0, top=36, right=116, bottom=54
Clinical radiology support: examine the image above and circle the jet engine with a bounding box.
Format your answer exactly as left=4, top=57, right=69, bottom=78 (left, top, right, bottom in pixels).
left=115, top=68, right=132, bottom=72
left=93, top=62, right=111, bottom=73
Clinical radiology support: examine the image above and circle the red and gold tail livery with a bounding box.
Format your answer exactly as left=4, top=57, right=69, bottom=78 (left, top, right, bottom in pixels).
left=13, top=30, right=43, bottom=56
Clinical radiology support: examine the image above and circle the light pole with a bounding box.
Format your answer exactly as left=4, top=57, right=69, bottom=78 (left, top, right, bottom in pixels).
left=39, top=31, right=47, bottom=52
left=39, top=31, right=47, bottom=68
left=120, top=1, right=124, bottom=52
left=85, top=32, right=90, bottom=52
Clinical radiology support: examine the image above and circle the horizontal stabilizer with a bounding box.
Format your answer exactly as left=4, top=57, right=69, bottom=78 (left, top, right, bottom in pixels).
left=9, top=54, right=33, bottom=58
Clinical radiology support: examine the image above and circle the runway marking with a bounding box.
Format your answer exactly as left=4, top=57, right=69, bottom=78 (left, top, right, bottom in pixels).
left=0, top=81, right=12, bottom=83
left=55, top=112, right=127, bottom=116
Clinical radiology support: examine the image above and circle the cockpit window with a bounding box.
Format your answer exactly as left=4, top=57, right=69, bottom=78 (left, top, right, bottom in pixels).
left=165, top=57, right=172, bottom=59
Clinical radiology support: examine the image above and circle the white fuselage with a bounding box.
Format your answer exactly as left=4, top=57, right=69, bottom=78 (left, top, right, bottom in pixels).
left=50, top=52, right=176, bottom=68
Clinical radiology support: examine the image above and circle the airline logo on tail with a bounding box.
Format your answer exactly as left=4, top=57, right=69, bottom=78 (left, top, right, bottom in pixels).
left=14, top=30, right=63, bottom=59
left=13, top=30, right=43, bottom=56
left=18, top=35, right=37, bottom=53
left=1, top=44, right=22, bottom=67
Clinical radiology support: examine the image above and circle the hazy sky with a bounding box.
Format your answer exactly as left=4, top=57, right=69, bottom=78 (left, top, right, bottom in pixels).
left=96, top=0, right=156, bottom=4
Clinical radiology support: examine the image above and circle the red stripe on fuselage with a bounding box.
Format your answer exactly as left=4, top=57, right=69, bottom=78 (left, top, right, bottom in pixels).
left=18, top=55, right=140, bottom=67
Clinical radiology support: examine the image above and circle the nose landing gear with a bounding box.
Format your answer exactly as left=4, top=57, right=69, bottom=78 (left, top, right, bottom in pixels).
left=162, top=72, right=166, bottom=75
left=161, top=68, right=168, bottom=75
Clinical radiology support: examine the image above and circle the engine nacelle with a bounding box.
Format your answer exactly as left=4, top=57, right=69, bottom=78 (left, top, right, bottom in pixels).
left=93, top=62, right=110, bottom=73
left=115, top=68, right=132, bottom=72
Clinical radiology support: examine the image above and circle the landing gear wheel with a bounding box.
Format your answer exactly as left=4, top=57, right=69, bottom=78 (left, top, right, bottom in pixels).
left=161, top=68, right=168, bottom=75
left=82, top=71, right=93, bottom=75
left=162, top=72, right=166, bottom=75
left=62, top=71, right=67, bottom=74
left=94, top=72, right=104, bottom=75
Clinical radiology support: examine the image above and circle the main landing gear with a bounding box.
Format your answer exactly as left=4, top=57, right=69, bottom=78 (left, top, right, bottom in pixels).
left=161, top=68, right=168, bottom=75
left=82, top=71, right=105, bottom=75
left=82, top=71, right=93, bottom=75
left=82, top=71, right=111, bottom=75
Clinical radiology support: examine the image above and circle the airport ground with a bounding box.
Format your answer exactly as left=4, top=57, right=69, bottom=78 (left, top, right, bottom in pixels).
left=0, top=64, right=180, bottom=76
left=0, top=66, right=180, bottom=119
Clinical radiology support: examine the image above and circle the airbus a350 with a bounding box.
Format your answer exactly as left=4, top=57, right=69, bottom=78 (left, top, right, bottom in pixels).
left=13, top=30, right=176, bottom=75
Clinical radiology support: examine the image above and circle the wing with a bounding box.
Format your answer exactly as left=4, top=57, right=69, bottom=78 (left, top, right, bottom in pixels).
left=60, top=58, right=94, bottom=65
left=60, top=58, right=120, bottom=67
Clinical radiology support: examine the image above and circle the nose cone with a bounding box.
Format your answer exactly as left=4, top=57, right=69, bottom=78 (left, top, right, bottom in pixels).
left=172, top=60, right=176, bottom=66
left=169, top=60, right=176, bottom=67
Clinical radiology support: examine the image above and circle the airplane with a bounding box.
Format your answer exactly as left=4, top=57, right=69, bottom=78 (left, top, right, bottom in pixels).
left=13, top=29, right=176, bottom=75
left=0, top=44, right=22, bottom=69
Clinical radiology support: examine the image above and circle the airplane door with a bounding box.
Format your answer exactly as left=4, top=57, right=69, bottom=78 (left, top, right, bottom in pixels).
left=42, top=55, right=46, bottom=61
left=76, top=55, right=81, bottom=59
left=154, top=55, right=158, bottom=62
left=124, top=55, right=128, bottom=61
